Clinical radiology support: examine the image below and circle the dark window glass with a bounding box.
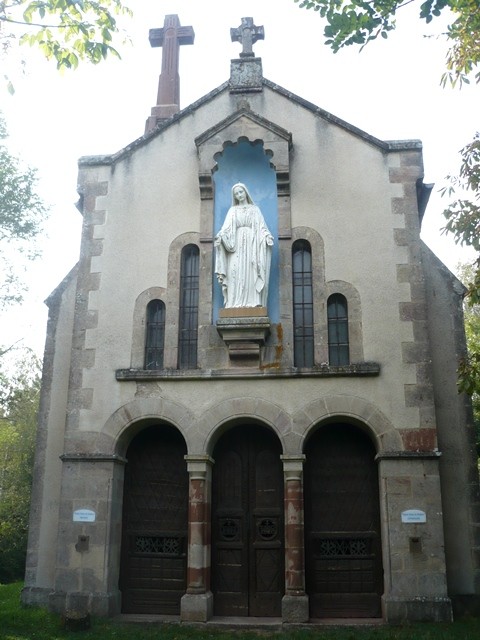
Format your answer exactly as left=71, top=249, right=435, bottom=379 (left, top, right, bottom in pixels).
left=292, top=240, right=314, bottom=367
left=327, top=294, right=349, bottom=365
left=145, top=299, right=165, bottom=369
left=178, top=244, right=199, bottom=369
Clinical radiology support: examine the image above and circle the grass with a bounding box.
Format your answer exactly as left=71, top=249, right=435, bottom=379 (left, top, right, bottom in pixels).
left=1, top=583, right=480, bottom=640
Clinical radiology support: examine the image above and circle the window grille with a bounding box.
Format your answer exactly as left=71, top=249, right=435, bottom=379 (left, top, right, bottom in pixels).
left=327, top=293, right=349, bottom=365
left=292, top=240, right=314, bottom=367
left=318, top=537, right=369, bottom=557
left=144, top=299, right=165, bottom=369
left=134, top=535, right=183, bottom=556
left=178, top=244, right=199, bottom=368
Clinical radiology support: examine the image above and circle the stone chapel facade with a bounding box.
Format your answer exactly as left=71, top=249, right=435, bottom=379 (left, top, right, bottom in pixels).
left=22, top=15, right=480, bottom=624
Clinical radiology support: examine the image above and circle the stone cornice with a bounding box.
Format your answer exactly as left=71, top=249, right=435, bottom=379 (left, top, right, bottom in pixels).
left=115, top=362, right=380, bottom=381
left=60, top=453, right=127, bottom=464
left=375, top=451, right=441, bottom=460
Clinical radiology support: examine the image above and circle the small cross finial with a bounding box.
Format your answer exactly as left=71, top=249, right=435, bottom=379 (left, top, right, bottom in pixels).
left=230, top=17, right=264, bottom=58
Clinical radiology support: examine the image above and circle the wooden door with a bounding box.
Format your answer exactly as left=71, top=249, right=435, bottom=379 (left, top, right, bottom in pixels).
left=305, top=424, right=383, bottom=618
left=119, top=425, right=188, bottom=614
left=212, top=425, right=284, bottom=617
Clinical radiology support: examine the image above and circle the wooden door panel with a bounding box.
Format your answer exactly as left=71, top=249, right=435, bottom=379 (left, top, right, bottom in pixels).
left=120, top=426, right=188, bottom=614
left=215, top=547, right=245, bottom=591
left=305, top=424, right=383, bottom=619
left=213, top=546, right=248, bottom=616
left=211, top=433, right=248, bottom=617
left=254, top=548, right=280, bottom=590
left=212, top=425, right=284, bottom=617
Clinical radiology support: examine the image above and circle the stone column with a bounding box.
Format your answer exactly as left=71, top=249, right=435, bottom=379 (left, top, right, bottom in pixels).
left=180, top=455, right=214, bottom=622
left=281, top=455, right=309, bottom=622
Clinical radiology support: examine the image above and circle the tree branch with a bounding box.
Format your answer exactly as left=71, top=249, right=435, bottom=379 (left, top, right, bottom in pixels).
left=1, top=16, right=76, bottom=29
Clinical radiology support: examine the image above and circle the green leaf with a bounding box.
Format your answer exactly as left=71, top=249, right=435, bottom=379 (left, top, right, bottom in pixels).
left=10, top=0, right=132, bottom=69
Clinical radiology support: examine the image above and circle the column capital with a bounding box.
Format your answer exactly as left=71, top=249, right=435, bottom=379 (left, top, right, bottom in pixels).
left=281, top=455, right=305, bottom=479
left=184, top=455, right=214, bottom=477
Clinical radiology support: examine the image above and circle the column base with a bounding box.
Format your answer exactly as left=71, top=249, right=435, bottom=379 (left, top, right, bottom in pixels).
left=282, top=594, right=309, bottom=623
left=180, top=591, right=213, bottom=622
left=383, top=596, right=453, bottom=623
left=47, top=589, right=121, bottom=617
left=21, top=586, right=52, bottom=608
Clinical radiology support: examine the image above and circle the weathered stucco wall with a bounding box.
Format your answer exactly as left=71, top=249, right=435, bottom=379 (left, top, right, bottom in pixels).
left=422, top=244, right=480, bottom=613
left=23, top=269, right=77, bottom=603
left=69, top=85, right=430, bottom=444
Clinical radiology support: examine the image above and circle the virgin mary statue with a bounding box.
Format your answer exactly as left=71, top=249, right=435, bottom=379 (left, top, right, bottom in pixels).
left=214, top=183, right=274, bottom=309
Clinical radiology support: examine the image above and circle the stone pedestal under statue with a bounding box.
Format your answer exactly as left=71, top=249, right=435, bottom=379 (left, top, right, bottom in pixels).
left=216, top=307, right=270, bottom=366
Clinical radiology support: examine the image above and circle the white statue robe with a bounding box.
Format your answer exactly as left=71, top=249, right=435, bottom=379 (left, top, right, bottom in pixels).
left=215, top=204, right=273, bottom=308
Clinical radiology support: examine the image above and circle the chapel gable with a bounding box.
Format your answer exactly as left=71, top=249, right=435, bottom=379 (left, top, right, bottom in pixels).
left=21, top=13, right=480, bottom=627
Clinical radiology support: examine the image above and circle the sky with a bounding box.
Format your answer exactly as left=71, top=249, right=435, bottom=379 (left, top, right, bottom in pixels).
left=1, top=0, right=479, bottom=360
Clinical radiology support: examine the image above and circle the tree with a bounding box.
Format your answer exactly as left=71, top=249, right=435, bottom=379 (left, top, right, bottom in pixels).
left=457, top=264, right=480, bottom=452
left=439, top=102, right=480, bottom=398
left=295, top=0, right=480, bottom=394
left=294, top=0, right=480, bottom=85
left=446, top=143, right=480, bottom=393
left=0, top=114, right=47, bottom=307
left=0, top=0, right=132, bottom=71
left=0, top=353, right=41, bottom=583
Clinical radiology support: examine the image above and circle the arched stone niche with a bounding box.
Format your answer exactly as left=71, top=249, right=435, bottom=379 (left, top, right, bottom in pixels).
left=195, top=108, right=293, bottom=242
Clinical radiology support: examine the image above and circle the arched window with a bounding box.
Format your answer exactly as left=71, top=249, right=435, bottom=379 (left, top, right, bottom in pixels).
left=178, top=244, right=199, bottom=369
left=144, top=300, right=165, bottom=369
left=327, top=294, right=349, bottom=365
left=292, top=240, right=314, bottom=367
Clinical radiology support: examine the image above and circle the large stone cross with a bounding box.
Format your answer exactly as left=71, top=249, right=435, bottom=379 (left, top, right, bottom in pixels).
left=149, top=14, right=195, bottom=109
left=230, top=17, right=264, bottom=58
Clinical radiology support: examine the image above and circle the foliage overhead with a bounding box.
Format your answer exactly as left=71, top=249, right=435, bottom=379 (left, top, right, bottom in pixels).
left=294, top=0, right=480, bottom=87
left=0, top=0, right=132, bottom=70
left=0, top=114, right=47, bottom=306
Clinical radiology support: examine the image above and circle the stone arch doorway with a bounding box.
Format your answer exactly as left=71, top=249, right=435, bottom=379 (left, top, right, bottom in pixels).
left=211, top=423, right=284, bottom=617
left=119, top=424, right=188, bottom=614
left=304, top=422, right=384, bottom=618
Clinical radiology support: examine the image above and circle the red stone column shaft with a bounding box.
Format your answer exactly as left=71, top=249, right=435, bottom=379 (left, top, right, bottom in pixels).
left=186, top=476, right=206, bottom=593
left=282, top=456, right=306, bottom=596
left=285, top=477, right=305, bottom=593
left=185, top=456, right=212, bottom=595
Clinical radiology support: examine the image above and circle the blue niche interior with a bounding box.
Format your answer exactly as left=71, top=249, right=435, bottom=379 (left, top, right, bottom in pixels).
left=212, top=140, right=279, bottom=322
